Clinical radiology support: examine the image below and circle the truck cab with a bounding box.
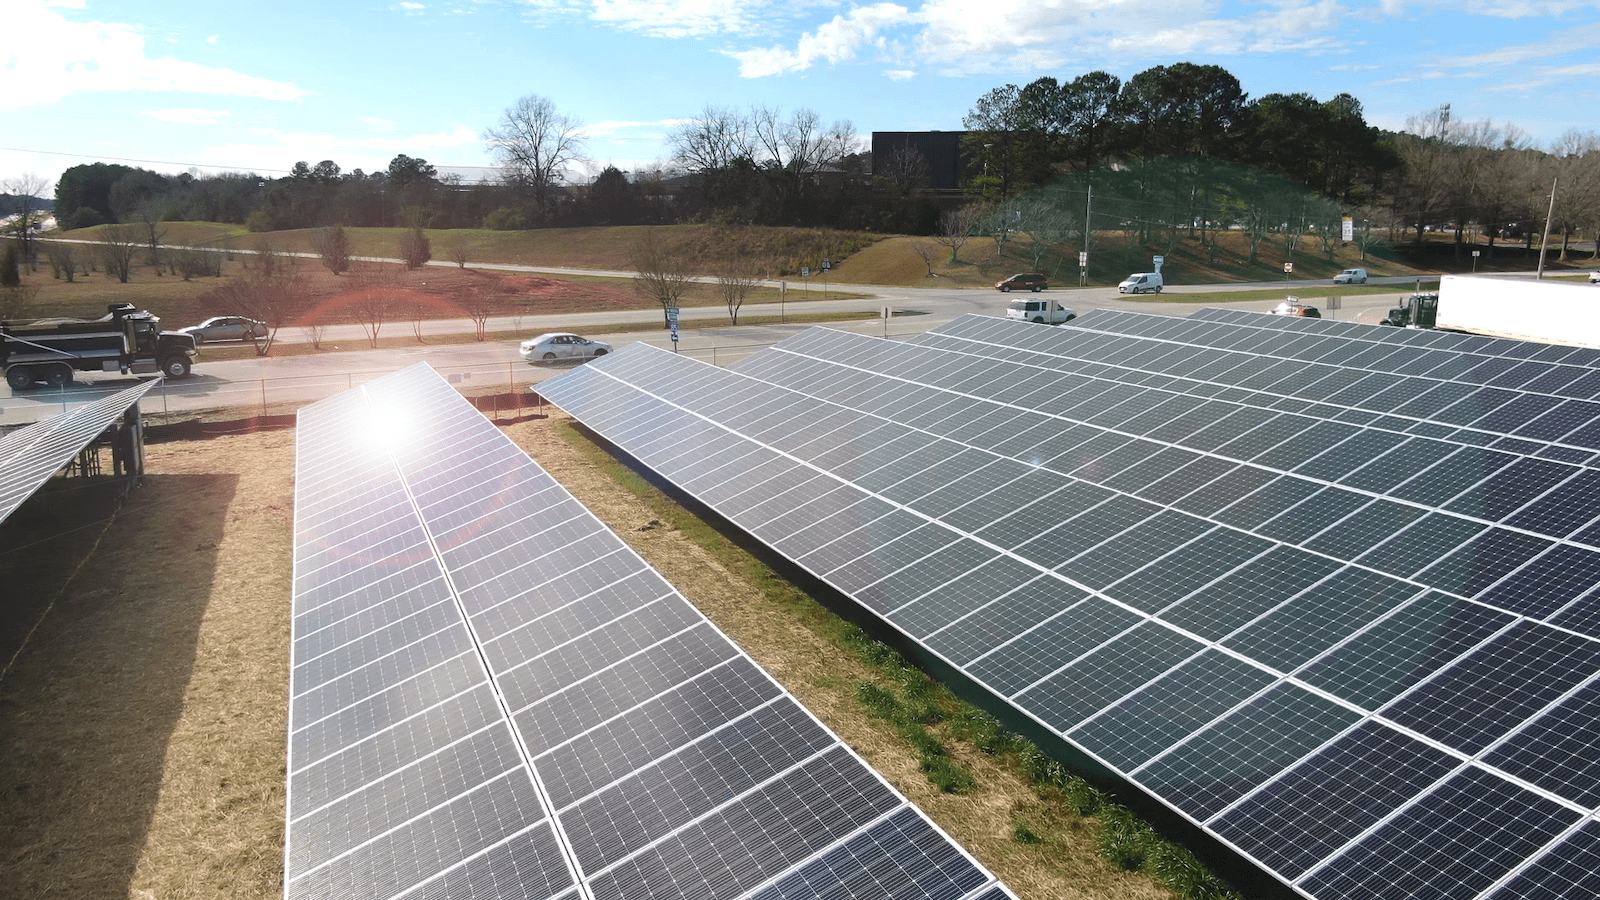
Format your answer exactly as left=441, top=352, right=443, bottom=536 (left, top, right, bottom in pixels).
left=1005, top=298, right=1076, bottom=324
left=2, top=303, right=197, bottom=389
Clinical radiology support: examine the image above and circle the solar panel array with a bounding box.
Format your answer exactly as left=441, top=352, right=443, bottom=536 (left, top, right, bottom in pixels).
left=286, top=362, right=1013, bottom=900
left=0, top=379, right=156, bottom=526
left=537, top=311, right=1600, bottom=900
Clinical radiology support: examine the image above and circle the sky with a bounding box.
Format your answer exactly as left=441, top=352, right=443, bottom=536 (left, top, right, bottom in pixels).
left=3, top=0, right=1598, bottom=197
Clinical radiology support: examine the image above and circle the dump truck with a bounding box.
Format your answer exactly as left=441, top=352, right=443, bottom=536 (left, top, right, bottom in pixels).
left=1, top=303, right=197, bottom=389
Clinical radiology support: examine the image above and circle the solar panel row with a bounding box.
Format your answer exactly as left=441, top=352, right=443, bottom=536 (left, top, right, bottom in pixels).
left=0, top=379, right=156, bottom=525
left=538, top=312, right=1600, bottom=900
left=286, top=363, right=1013, bottom=900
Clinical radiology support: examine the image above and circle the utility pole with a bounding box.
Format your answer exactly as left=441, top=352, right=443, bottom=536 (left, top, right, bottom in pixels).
left=1537, top=176, right=1557, bottom=280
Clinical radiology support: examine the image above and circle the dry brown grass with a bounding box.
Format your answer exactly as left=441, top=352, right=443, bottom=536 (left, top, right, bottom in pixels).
left=0, top=410, right=1172, bottom=900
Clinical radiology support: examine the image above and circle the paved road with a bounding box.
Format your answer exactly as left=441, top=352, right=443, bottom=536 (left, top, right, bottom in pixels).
left=0, top=264, right=1459, bottom=426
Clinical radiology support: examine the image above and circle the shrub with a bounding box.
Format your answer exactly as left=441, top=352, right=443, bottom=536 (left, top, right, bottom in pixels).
left=1098, top=805, right=1156, bottom=871
left=1, top=242, right=18, bottom=288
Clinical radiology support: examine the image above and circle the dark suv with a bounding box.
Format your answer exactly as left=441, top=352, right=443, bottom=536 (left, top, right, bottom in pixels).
left=995, top=273, right=1048, bottom=292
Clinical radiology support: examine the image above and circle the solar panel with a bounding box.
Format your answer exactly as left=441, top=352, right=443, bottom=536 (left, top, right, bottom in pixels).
left=0, top=379, right=157, bottom=525
left=539, top=315, right=1600, bottom=900
left=287, top=362, right=1013, bottom=900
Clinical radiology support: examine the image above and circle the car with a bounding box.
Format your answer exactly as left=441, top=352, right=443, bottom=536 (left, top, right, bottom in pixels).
left=1270, top=299, right=1322, bottom=318
left=520, top=332, right=612, bottom=364
left=1590, top=271, right=1600, bottom=284
left=177, top=316, right=267, bottom=344
left=1333, top=267, right=1369, bottom=284
left=995, top=273, right=1048, bottom=292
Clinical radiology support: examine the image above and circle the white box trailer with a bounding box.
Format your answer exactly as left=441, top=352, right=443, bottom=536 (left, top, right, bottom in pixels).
left=1433, top=274, right=1600, bottom=347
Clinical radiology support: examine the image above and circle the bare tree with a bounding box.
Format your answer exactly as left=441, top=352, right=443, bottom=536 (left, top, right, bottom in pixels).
left=458, top=286, right=495, bottom=341
left=135, top=202, right=167, bottom=275
left=933, top=207, right=976, bottom=263
left=1017, top=198, right=1074, bottom=272
left=206, top=240, right=308, bottom=356
left=629, top=229, right=694, bottom=328
left=44, top=241, right=77, bottom=282
left=910, top=239, right=940, bottom=277
left=716, top=255, right=764, bottom=325
left=311, top=225, right=351, bottom=274
left=881, top=144, right=931, bottom=196
left=100, top=225, right=140, bottom=282
left=3, top=172, right=48, bottom=269
left=447, top=238, right=470, bottom=268
left=483, top=94, right=589, bottom=221
left=348, top=263, right=396, bottom=348
left=668, top=105, right=758, bottom=172
left=300, top=321, right=328, bottom=349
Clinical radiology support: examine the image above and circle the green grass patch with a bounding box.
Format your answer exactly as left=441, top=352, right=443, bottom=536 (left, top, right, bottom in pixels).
left=1011, top=818, right=1045, bottom=845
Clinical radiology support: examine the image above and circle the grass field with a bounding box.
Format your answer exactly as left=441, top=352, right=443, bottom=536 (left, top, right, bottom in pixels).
left=12, top=221, right=1596, bottom=334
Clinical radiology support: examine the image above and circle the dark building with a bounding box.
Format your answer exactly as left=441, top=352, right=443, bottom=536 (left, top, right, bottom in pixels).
left=870, top=131, right=972, bottom=193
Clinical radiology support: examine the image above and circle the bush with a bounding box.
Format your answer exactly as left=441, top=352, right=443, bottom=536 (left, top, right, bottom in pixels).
left=483, top=206, right=539, bottom=231
left=399, top=226, right=431, bottom=269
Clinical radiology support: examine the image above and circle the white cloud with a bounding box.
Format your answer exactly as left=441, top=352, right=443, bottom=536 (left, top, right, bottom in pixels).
left=731, top=3, right=908, bottom=77
left=146, top=107, right=230, bottom=125
left=516, top=0, right=774, bottom=38
left=0, top=2, right=310, bottom=111
left=722, top=0, right=1361, bottom=79
left=207, top=34, right=219, bottom=43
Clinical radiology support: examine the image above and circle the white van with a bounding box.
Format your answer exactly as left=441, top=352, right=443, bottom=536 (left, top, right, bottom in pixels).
left=1005, top=298, right=1076, bottom=324
left=1118, top=272, right=1163, bottom=294
left=1333, top=268, right=1369, bottom=284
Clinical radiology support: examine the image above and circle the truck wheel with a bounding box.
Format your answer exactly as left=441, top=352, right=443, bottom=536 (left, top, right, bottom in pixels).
left=6, top=367, right=34, bottom=390
left=44, top=364, right=72, bottom=387
left=161, top=356, right=192, bottom=378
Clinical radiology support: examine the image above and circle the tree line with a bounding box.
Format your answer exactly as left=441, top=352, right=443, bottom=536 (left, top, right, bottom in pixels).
left=9, top=70, right=1600, bottom=262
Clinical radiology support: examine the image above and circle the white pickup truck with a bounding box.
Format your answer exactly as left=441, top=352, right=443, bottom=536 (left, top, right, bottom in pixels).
left=1004, top=298, right=1077, bottom=324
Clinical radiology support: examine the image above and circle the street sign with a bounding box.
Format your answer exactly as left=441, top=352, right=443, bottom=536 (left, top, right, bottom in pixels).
left=801, top=266, right=810, bottom=278
left=823, top=258, right=831, bottom=270
left=1152, top=255, right=1164, bottom=271
left=1342, top=216, right=1354, bottom=241
left=1284, top=262, right=1293, bottom=273
left=1079, top=252, right=1088, bottom=266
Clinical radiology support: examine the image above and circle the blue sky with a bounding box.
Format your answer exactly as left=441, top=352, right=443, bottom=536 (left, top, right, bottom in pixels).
left=3, top=0, right=1598, bottom=195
